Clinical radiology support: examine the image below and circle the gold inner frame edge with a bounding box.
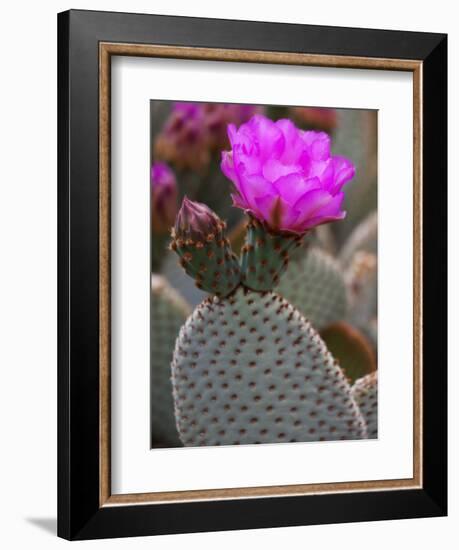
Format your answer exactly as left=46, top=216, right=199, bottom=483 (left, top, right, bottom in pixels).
left=99, top=42, right=423, bottom=507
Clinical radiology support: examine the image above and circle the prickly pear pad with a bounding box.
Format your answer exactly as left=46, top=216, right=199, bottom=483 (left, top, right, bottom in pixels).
left=240, top=218, right=303, bottom=292
left=172, top=287, right=367, bottom=446
left=352, top=372, right=378, bottom=439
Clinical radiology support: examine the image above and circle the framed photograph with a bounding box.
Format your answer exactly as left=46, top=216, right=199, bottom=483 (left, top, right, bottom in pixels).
left=57, top=9, right=447, bottom=540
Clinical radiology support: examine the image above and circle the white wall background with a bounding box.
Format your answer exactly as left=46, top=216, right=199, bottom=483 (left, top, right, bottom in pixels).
left=0, top=1, right=455, bottom=548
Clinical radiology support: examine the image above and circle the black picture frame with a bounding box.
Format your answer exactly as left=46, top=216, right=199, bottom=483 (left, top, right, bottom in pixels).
left=58, top=9, right=447, bottom=540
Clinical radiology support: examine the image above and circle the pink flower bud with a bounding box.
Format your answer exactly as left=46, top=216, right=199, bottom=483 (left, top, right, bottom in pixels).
left=154, top=102, right=262, bottom=172
left=174, top=197, right=223, bottom=241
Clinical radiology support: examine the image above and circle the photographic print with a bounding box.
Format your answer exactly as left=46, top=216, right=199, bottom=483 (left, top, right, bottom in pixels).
left=150, top=101, right=378, bottom=448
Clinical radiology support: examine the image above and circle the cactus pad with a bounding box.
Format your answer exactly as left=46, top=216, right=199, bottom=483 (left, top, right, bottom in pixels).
left=346, top=251, right=377, bottom=331
left=276, top=247, right=348, bottom=330
left=151, top=275, right=191, bottom=447
left=161, top=249, right=208, bottom=307
left=240, top=217, right=303, bottom=291
left=340, top=211, right=377, bottom=267
left=320, top=322, right=376, bottom=383
left=351, top=371, right=378, bottom=438
left=171, top=287, right=367, bottom=446
left=170, top=217, right=240, bottom=298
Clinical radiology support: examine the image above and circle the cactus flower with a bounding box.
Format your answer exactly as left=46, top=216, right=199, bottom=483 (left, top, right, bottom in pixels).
left=221, top=114, right=355, bottom=235
left=155, top=102, right=261, bottom=171
left=151, top=162, right=178, bottom=234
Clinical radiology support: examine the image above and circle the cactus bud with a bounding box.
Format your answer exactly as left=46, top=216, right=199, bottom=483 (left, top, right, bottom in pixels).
left=151, top=162, right=178, bottom=234
left=171, top=198, right=241, bottom=297
left=174, top=197, right=221, bottom=241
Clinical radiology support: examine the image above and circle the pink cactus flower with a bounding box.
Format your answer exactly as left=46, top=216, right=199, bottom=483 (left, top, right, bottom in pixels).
left=154, top=102, right=262, bottom=171
left=221, top=114, right=355, bottom=234
left=151, top=162, right=178, bottom=233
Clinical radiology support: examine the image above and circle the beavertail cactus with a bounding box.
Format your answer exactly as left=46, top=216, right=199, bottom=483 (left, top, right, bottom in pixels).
left=240, top=217, right=303, bottom=291
left=172, top=287, right=366, bottom=445
left=170, top=197, right=241, bottom=297
left=151, top=275, right=190, bottom=447
left=151, top=162, right=178, bottom=234
left=351, top=371, right=378, bottom=438
left=320, top=322, right=376, bottom=383
left=154, top=102, right=261, bottom=172
left=151, top=162, right=178, bottom=271
left=161, top=250, right=208, bottom=308
left=166, top=114, right=369, bottom=447
left=276, top=246, right=348, bottom=329
left=345, top=250, right=377, bottom=339
left=340, top=210, right=377, bottom=267
left=331, top=111, right=377, bottom=246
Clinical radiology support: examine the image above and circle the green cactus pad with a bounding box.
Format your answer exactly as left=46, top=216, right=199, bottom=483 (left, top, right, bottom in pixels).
left=345, top=251, right=377, bottom=332
left=151, top=275, right=191, bottom=447
left=339, top=211, right=377, bottom=267
left=332, top=111, right=377, bottom=246
left=170, top=221, right=241, bottom=297
left=351, top=372, right=378, bottom=438
left=314, top=224, right=336, bottom=254
left=240, top=217, right=303, bottom=292
left=320, top=322, right=376, bottom=383
left=171, top=286, right=367, bottom=446
left=276, top=247, right=348, bottom=330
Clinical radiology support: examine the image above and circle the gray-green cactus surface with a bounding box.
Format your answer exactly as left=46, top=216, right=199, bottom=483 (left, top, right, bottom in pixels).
left=171, top=287, right=367, bottom=446
left=150, top=275, right=191, bottom=447
left=276, top=247, right=348, bottom=330
left=351, top=371, right=378, bottom=438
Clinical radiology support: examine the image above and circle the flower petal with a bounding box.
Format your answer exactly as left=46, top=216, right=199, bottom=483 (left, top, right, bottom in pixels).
left=262, top=159, right=301, bottom=183
left=233, top=144, right=262, bottom=176
left=276, top=118, right=305, bottom=164
left=254, top=194, right=299, bottom=231
left=292, top=189, right=335, bottom=227
left=330, top=156, right=356, bottom=193
left=231, top=193, right=249, bottom=211
left=220, top=151, right=237, bottom=183
left=273, top=174, right=321, bottom=205
left=294, top=192, right=345, bottom=231
left=248, top=115, right=285, bottom=160
left=301, top=131, right=331, bottom=161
